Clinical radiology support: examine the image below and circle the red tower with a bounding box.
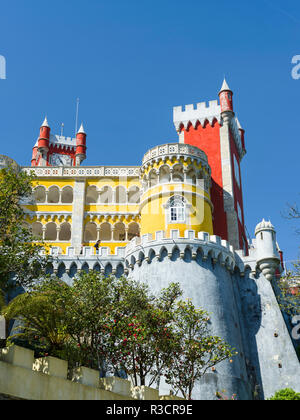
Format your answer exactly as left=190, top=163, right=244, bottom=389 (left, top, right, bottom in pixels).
left=36, top=117, right=51, bottom=166
left=173, top=79, right=247, bottom=252
left=219, top=79, right=234, bottom=113
left=31, top=118, right=87, bottom=167
left=75, top=123, right=87, bottom=166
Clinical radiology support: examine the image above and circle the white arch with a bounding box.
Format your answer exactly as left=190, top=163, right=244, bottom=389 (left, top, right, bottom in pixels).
left=45, top=222, right=57, bottom=241
left=84, top=222, right=97, bottom=242
left=48, top=186, right=60, bottom=203
left=99, top=186, right=113, bottom=204
left=61, top=186, right=73, bottom=203
left=128, top=186, right=140, bottom=203
left=86, top=185, right=98, bottom=204
left=34, top=186, right=46, bottom=203
left=59, top=222, right=71, bottom=241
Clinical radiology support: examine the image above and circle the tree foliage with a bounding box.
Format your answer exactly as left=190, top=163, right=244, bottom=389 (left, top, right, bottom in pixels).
left=269, top=388, right=300, bottom=400
left=164, top=300, right=236, bottom=400
left=2, top=272, right=236, bottom=399
left=278, top=199, right=300, bottom=319
left=277, top=263, right=300, bottom=318
left=0, top=166, right=48, bottom=300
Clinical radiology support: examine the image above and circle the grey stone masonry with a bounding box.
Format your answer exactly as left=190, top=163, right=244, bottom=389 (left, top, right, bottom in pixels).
left=71, top=179, right=86, bottom=254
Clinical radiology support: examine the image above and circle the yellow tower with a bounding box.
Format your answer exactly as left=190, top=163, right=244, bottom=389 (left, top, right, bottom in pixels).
left=139, top=143, right=213, bottom=238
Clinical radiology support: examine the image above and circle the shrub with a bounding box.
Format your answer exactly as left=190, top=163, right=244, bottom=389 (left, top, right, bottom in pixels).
left=269, top=388, right=300, bottom=400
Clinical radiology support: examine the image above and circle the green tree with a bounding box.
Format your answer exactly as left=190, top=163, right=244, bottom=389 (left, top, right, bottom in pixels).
left=269, top=388, right=300, bottom=400
left=164, top=300, right=236, bottom=400
left=2, top=272, right=235, bottom=399
left=113, top=283, right=182, bottom=387
left=2, top=278, right=72, bottom=355
left=277, top=263, right=300, bottom=318
left=0, top=165, right=48, bottom=301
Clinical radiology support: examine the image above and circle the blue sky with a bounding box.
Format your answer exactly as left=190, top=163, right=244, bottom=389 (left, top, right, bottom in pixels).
left=0, top=0, right=299, bottom=265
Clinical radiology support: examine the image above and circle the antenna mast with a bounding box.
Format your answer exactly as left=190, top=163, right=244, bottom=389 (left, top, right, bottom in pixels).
left=75, top=97, right=80, bottom=135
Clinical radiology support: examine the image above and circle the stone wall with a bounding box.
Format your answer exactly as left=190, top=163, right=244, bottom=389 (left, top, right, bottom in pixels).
left=0, top=345, right=182, bottom=401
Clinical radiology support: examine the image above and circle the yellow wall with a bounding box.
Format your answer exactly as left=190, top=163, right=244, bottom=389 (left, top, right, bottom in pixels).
left=24, top=160, right=213, bottom=254
left=140, top=184, right=213, bottom=238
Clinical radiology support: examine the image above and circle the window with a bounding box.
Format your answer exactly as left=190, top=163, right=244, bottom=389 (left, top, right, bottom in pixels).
left=234, top=155, right=241, bottom=189
left=237, top=202, right=243, bottom=224
left=168, top=195, right=186, bottom=223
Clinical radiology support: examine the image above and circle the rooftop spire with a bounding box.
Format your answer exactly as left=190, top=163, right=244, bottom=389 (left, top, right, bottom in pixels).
left=41, top=116, right=49, bottom=128
left=219, top=78, right=232, bottom=93
left=77, top=123, right=86, bottom=134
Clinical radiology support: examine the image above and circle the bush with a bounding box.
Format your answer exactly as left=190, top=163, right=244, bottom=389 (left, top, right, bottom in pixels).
left=269, top=388, right=300, bottom=400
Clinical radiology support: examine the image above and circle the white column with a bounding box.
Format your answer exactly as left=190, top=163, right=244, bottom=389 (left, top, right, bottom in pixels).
left=42, top=226, right=46, bottom=241
left=71, top=179, right=86, bottom=254
left=220, top=112, right=240, bottom=250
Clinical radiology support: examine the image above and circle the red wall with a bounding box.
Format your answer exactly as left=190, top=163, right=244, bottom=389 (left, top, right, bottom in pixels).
left=182, top=121, right=228, bottom=241
left=47, top=145, right=77, bottom=166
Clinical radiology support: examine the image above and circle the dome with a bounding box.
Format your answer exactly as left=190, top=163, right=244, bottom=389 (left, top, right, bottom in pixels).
left=255, top=218, right=275, bottom=234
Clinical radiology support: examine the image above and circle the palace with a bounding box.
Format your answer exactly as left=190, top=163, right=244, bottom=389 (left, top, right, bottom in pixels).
left=1, top=79, right=299, bottom=400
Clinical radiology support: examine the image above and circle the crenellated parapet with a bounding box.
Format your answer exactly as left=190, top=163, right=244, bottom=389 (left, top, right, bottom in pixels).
left=0, top=345, right=182, bottom=400
left=45, top=246, right=127, bottom=280
left=124, top=229, right=251, bottom=275
left=173, top=100, right=221, bottom=131
left=141, top=142, right=210, bottom=174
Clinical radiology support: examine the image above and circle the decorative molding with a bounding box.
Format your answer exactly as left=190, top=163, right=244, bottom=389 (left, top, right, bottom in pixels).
left=22, top=166, right=140, bottom=178
left=141, top=143, right=210, bottom=172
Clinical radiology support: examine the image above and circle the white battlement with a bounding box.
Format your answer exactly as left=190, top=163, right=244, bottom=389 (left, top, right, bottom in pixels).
left=173, top=100, right=221, bottom=130
left=50, top=134, right=77, bottom=148
left=125, top=230, right=241, bottom=273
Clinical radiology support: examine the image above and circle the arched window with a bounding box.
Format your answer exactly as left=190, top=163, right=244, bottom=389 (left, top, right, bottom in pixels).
left=61, top=186, right=73, bottom=203
left=159, top=166, right=170, bottom=184
left=128, top=222, right=140, bottom=241
left=34, top=186, right=46, bottom=203
left=48, top=186, right=60, bottom=203
left=32, top=222, right=43, bottom=239
left=59, top=222, right=72, bottom=241
left=45, top=222, right=57, bottom=241
left=113, top=222, right=126, bottom=241
left=172, top=164, right=184, bottom=183
left=99, top=186, right=113, bottom=204
left=84, top=222, right=97, bottom=242
left=167, top=195, right=186, bottom=223
left=128, top=186, right=140, bottom=203
left=86, top=186, right=98, bottom=204
left=99, top=222, right=112, bottom=241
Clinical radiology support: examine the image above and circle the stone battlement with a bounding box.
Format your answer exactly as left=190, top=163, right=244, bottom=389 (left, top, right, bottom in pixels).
left=141, top=142, right=209, bottom=169
left=45, top=246, right=127, bottom=280
left=124, top=229, right=247, bottom=274
left=173, top=100, right=221, bottom=130
left=0, top=345, right=183, bottom=401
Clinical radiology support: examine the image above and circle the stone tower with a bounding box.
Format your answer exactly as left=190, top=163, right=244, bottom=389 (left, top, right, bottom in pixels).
left=173, top=79, right=247, bottom=252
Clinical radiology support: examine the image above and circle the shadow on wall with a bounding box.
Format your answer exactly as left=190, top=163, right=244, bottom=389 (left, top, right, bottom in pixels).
left=237, top=269, right=264, bottom=400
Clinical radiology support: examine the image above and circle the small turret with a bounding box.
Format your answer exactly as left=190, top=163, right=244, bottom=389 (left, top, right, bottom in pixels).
left=31, top=146, right=38, bottom=167
left=218, top=78, right=234, bottom=114
left=75, top=123, right=87, bottom=166
left=236, top=117, right=245, bottom=150
left=255, top=219, right=280, bottom=281
left=37, top=117, right=51, bottom=166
